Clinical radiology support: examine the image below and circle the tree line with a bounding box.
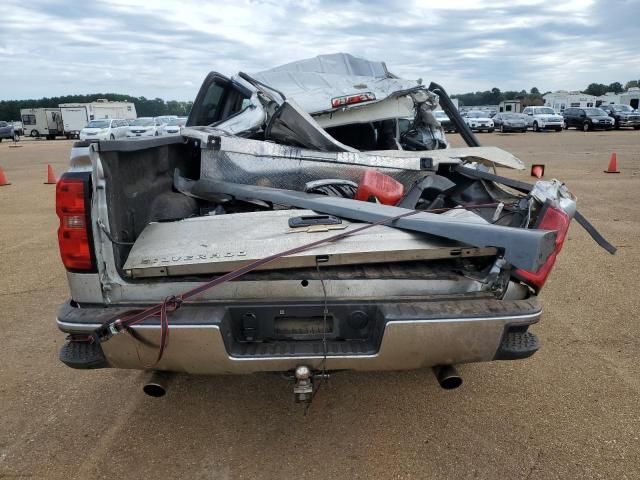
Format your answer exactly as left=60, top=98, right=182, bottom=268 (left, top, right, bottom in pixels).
left=451, top=80, right=640, bottom=107
left=3, top=78, right=639, bottom=119
left=0, top=94, right=193, bottom=121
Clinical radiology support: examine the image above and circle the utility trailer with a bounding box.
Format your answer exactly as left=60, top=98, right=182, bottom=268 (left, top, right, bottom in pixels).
left=20, top=108, right=63, bottom=139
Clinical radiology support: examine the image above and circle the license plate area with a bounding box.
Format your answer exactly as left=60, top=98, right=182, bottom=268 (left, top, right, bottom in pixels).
left=227, top=304, right=380, bottom=345
left=273, top=315, right=335, bottom=340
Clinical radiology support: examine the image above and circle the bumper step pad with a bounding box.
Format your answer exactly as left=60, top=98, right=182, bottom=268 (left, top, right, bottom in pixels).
left=495, top=331, right=539, bottom=360
left=59, top=340, right=108, bottom=369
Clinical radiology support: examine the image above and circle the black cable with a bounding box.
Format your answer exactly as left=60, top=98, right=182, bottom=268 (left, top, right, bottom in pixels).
left=99, top=222, right=134, bottom=246
left=304, top=258, right=329, bottom=416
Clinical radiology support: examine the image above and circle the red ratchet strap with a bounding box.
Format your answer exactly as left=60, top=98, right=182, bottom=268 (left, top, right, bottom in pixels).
left=92, top=202, right=501, bottom=364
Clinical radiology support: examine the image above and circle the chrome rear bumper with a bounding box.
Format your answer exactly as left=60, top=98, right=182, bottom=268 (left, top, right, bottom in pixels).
left=57, top=298, right=541, bottom=374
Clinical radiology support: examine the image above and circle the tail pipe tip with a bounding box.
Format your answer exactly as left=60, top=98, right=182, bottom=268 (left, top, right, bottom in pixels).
left=432, top=365, right=462, bottom=390
left=143, top=371, right=171, bottom=397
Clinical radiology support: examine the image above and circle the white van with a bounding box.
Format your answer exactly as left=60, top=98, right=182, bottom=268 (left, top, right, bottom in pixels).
left=79, top=119, right=129, bottom=141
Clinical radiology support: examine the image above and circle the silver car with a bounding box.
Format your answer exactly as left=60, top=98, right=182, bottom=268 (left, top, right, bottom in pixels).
left=493, top=113, right=527, bottom=133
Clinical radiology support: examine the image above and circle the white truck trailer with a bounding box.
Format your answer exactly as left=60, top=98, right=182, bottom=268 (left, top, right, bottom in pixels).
left=59, top=100, right=137, bottom=139
left=20, top=108, right=64, bottom=139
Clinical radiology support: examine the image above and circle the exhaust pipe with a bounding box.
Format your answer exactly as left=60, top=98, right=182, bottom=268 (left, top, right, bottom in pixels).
left=143, top=371, right=171, bottom=397
left=432, top=365, right=462, bottom=390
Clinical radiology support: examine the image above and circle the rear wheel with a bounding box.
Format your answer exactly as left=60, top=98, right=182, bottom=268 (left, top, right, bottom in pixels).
left=30, top=129, right=39, bottom=137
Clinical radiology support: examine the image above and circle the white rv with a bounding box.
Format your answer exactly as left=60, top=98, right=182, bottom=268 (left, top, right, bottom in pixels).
left=543, top=91, right=597, bottom=112
left=59, top=105, right=90, bottom=139
left=59, top=100, right=137, bottom=139
left=20, top=108, right=64, bottom=139
left=88, top=99, right=136, bottom=120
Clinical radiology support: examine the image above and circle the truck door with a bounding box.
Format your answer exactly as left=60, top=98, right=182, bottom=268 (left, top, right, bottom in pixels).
left=187, top=73, right=251, bottom=127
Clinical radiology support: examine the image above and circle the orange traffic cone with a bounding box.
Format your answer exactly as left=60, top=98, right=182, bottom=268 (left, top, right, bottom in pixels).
left=604, top=152, right=620, bottom=173
left=44, top=164, right=57, bottom=184
left=531, top=164, right=545, bottom=179
left=0, top=167, right=10, bottom=186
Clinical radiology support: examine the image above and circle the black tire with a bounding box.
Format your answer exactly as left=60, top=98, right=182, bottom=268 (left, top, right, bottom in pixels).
left=30, top=129, right=39, bottom=137
left=488, top=128, right=494, bottom=133
left=634, top=126, right=640, bottom=130
left=500, top=125, right=505, bottom=133
left=614, top=120, right=620, bottom=129
left=110, top=134, right=115, bottom=140
left=533, top=122, right=539, bottom=132
left=583, top=122, right=590, bottom=132
left=563, top=123, right=568, bottom=130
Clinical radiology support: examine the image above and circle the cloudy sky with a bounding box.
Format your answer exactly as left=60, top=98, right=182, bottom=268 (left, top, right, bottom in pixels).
left=2, top=0, right=638, bottom=100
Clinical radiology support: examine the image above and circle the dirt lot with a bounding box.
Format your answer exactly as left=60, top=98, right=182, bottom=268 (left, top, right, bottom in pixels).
left=1, top=131, right=639, bottom=479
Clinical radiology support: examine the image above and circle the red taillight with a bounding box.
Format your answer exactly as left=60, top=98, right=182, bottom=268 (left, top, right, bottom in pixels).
left=331, top=92, right=376, bottom=108
left=56, top=175, right=94, bottom=271
left=514, top=205, right=571, bottom=292
left=355, top=170, right=404, bottom=206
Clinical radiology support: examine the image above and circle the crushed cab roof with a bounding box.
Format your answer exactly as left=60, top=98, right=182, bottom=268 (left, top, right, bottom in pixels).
left=252, top=53, right=422, bottom=115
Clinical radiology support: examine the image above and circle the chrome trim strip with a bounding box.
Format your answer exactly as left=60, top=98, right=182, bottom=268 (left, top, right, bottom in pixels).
left=56, top=310, right=540, bottom=332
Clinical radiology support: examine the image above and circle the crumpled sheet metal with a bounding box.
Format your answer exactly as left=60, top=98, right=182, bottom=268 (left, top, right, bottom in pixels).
left=199, top=133, right=429, bottom=190
left=252, top=53, right=423, bottom=115
left=530, top=179, right=577, bottom=217
left=179, top=129, right=525, bottom=191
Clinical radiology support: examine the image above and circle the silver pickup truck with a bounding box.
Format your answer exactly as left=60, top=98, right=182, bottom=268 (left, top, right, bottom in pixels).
left=55, top=55, right=596, bottom=401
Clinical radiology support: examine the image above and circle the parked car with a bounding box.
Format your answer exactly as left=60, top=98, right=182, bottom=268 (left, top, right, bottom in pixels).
left=79, top=119, right=129, bottom=141
left=126, top=117, right=160, bottom=137
left=522, top=107, right=564, bottom=132
left=434, top=110, right=456, bottom=133
left=158, top=117, right=187, bottom=136
left=462, top=111, right=494, bottom=132
left=562, top=107, right=614, bottom=131
left=0, top=121, right=17, bottom=142
left=492, top=113, right=527, bottom=133
left=53, top=53, right=613, bottom=403
left=598, top=104, right=640, bottom=130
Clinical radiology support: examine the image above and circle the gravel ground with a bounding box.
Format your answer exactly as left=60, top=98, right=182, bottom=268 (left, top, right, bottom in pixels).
left=0, top=131, right=638, bottom=479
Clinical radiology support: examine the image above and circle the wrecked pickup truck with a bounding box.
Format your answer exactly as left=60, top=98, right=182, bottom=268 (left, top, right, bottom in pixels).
left=55, top=54, right=613, bottom=401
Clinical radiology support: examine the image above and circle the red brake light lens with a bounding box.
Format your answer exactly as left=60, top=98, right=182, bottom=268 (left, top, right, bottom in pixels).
left=514, top=205, right=570, bottom=292
left=331, top=92, right=376, bottom=108
left=355, top=170, right=405, bottom=206
left=56, top=175, right=94, bottom=271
